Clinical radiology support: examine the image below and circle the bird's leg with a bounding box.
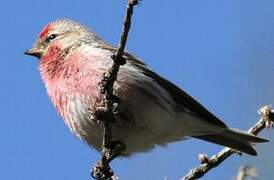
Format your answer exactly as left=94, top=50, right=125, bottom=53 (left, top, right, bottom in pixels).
left=108, top=141, right=126, bottom=162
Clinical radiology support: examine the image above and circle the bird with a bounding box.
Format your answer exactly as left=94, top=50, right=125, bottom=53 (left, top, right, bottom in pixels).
left=25, top=19, right=267, bottom=156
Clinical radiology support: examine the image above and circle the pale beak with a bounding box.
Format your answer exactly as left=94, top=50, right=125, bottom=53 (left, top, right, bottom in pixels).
left=24, top=47, right=43, bottom=58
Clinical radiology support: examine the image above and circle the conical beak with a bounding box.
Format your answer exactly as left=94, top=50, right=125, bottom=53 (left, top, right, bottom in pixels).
left=24, top=47, right=43, bottom=58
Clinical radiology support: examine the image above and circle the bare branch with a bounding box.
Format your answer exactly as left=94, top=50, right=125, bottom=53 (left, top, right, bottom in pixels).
left=182, top=105, right=274, bottom=180
left=91, top=0, right=139, bottom=179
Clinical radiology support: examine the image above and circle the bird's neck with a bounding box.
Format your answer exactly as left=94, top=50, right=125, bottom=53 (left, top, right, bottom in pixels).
left=39, top=43, right=112, bottom=100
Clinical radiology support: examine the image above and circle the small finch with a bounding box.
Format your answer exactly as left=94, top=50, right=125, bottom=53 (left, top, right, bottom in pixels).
left=25, top=19, right=267, bottom=156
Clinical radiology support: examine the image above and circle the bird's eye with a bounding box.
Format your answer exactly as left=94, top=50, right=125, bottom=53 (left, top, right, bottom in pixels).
left=45, top=34, right=58, bottom=43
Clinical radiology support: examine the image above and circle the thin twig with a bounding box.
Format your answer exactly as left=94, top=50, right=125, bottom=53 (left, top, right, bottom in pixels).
left=91, top=0, right=139, bottom=179
left=182, top=105, right=274, bottom=180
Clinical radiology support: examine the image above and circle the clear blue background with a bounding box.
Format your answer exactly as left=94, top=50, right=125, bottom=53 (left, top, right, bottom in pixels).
left=1, top=0, right=274, bottom=179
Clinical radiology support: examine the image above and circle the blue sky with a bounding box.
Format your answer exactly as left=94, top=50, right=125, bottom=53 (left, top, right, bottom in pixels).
left=1, top=0, right=274, bottom=179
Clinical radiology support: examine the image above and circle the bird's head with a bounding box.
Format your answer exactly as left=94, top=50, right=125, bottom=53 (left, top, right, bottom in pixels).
left=25, top=19, right=100, bottom=59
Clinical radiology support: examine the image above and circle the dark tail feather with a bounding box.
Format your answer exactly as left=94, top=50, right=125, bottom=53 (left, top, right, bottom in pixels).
left=192, top=129, right=268, bottom=156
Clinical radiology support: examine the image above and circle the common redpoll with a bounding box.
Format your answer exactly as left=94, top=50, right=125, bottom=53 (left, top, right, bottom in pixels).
left=25, top=19, right=267, bottom=156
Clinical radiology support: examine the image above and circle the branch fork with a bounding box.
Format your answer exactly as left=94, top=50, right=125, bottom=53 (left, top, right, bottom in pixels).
left=182, top=105, right=274, bottom=180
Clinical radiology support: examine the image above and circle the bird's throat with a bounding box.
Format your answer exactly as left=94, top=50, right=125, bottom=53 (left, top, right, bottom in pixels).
left=39, top=44, right=69, bottom=80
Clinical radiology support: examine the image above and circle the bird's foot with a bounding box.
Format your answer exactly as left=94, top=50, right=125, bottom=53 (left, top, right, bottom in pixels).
left=108, top=141, right=126, bottom=162
left=102, top=141, right=126, bottom=162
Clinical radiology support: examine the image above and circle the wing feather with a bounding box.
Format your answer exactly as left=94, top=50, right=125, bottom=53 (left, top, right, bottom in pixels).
left=101, top=45, right=227, bottom=128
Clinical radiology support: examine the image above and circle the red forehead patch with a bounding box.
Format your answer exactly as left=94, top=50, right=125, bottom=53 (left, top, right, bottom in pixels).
left=38, top=23, right=52, bottom=38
